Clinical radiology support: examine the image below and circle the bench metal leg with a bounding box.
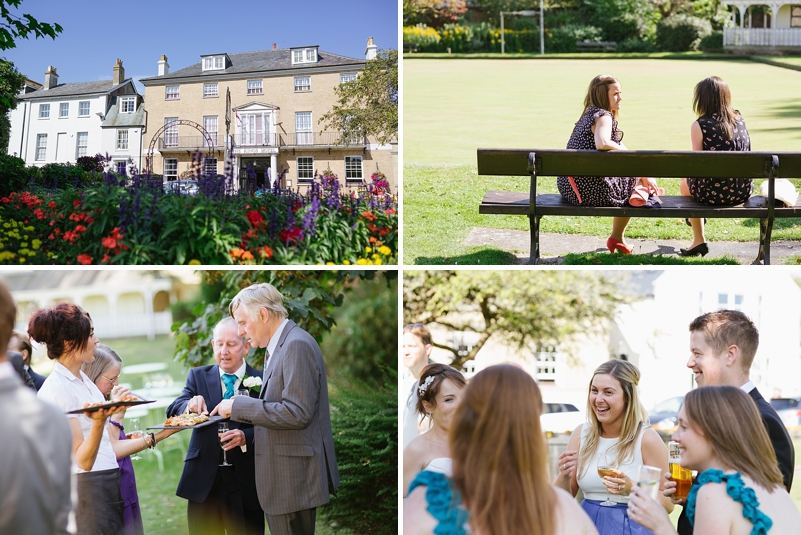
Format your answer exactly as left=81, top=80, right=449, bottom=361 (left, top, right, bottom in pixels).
left=757, top=218, right=773, bottom=265
left=529, top=215, right=541, bottom=265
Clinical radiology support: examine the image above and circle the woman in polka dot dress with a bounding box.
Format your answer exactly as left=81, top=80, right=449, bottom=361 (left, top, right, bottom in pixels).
left=557, top=75, right=653, bottom=254
left=679, top=76, right=752, bottom=257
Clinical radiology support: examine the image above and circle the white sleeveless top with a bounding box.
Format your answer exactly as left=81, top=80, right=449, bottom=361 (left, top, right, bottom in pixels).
left=424, top=457, right=453, bottom=477
left=576, top=423, right=646, bottom=503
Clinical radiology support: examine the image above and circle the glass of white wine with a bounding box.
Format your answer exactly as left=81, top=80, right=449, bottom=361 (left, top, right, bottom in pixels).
left=637, top=465, right=663, bottom=500
left=219, top=422, right=232, bottom=467
left=129, top=418, right=142, bottom=461
left=597, top=450, right=619, bottom=506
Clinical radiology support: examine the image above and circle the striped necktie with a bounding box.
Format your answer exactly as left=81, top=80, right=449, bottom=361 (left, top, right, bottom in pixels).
left=261, top=349, right=270, bottom=384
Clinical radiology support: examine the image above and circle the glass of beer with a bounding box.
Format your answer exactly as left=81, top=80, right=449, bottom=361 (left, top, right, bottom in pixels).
left=668, top=441, right=693, bottom=501
left=597, top=451, right=619, bottom=506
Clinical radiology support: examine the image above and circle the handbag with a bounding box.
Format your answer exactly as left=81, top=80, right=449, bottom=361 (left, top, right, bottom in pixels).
left=630, top=179, right=663, bottom=207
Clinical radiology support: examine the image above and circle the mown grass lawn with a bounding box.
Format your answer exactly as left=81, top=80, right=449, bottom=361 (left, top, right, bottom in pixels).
left=402, top=57, right=801, bottom=264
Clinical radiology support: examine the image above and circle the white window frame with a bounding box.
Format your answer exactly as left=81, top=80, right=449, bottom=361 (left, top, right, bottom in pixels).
left=114, top=161, right=127, bottom=175
left=291, top=48, right=317, bottom=64
left=295, top=112, right=312, bottom=145
left=59, top=103, right=69, bottom=118
left=294, top=76, right=311, bottom=92
left=340, top=73, right=357, bottom=84
left=247, top=80, right=263, bottom=95
left=35, top=134, right=47, bottom=160
left=78, top=101, right=90, bottom=116
left=116, top=130, right=129, bottom=150
left=297, top=157, right=314, bottom=182
left=164, top=117, right=178, bottom=148
left=164, top=158, right=178, bottom=178
left=344, top=155, right=363, bottom=182
left=202, top=56, right=225, bottom=71
left=203, top=83, right=218, bottom=98
left=165, top=85, right=180, bottom=100
left=76, top=132, right=88, bottom=158
left=120, top=96, right=136, bottom=113
left=203, top=157, right=217, bottom=176
left=203, top=116, right=218, bottom=147
left=534, top=345, right=560, bottom=383
left=39, top=104, right=50, bottom=119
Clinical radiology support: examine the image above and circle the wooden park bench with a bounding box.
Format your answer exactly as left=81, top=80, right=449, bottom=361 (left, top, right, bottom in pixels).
left=476, top=149, right=801, bottom=264
left=575, top=41, right=617, bottom=52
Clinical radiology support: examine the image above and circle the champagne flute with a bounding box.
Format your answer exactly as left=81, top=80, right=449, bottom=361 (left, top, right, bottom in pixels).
left=597, top=450, right=619, bottom=506
left=218, top=422, right=232, bottom=467
left=129, top=418, right=142, bottom=461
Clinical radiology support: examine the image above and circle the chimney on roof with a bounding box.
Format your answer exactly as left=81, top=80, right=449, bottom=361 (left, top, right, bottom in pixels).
left=365, top=36, right=377, bottom=60
left=158, top=54, right=170, bottom=76
left=113, top=58, right=125, bottom=85
left=43, top=66, right=58, bottom=90
left=272, top=43, right=277, bottom=50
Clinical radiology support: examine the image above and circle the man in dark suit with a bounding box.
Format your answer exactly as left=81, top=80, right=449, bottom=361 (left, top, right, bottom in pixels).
left=10, top=330, right=45, bottom=389
left=213, top=282, right=339, bottom=535
left=670, top=309, right=794, bottom=535
left=167, top=317, right=265, bottom=535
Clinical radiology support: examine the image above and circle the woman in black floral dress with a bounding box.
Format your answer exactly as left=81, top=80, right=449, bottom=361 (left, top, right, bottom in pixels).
left=679, top=76, right=752, bottom=257
left=557, top=75, right=654, bottom=254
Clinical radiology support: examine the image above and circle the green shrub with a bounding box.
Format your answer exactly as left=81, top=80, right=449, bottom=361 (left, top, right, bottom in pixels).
left=321, top=372, right=397, bottom=534
left=699, top=30, right=724, bottom=52
left=548, top=24, right=604, bottom=53
left=403, top=24, right=441, bottom=51
left=38, top=163, right=95, bottom=190
left=617, top=36, right=656, bottom=52
left=657, top=14, right=712, bottom=52
left=581, top=0, right=658, bottom=43
left=0, top=154, right=31, bottom=196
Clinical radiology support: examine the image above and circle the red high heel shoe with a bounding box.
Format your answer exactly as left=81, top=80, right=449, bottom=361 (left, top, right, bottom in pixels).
left=607, top=237, right=633, bottom=254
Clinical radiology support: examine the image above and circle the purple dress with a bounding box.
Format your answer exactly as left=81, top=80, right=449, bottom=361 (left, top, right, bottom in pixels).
left=110, top=421, right=145, bottom=535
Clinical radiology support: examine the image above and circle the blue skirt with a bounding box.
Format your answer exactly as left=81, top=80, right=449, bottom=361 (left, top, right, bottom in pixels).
left=581, top=499, right=654, bottom=535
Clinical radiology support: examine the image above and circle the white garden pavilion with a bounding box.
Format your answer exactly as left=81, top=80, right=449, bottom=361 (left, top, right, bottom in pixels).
left=722, top=0, right=801, bottom=49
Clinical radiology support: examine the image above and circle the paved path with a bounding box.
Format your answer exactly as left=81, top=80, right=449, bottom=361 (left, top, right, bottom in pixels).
left=464, top=227, right=801, bottom=265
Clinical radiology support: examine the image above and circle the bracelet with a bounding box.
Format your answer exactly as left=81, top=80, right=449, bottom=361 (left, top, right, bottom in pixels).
left=149, top=432, right=157, bottom=449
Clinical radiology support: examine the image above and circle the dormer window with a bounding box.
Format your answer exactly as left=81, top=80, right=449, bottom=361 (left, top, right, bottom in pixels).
left=291, top=47, right=318, bottom=65
left=202, top=55, right=227, bottom=71
left=120, top=96, right=136, bottom=113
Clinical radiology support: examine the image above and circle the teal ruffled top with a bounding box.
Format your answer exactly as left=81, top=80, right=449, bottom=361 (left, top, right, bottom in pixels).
left=407, top=470, right=470, bottom=535
left=686, top=469, right=773, bottom=535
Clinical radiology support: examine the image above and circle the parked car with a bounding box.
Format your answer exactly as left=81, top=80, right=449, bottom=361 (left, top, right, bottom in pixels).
left=770, top=397, right=801, bottom=437
left=648, top=395, right=685, bottom=440
left=540, top=402, right=586, bottom=436
left=163, top=179, right=198, bottom=195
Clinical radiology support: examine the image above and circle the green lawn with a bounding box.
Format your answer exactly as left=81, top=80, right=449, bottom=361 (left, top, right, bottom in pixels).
left=402, top=57, right=801, bottom=264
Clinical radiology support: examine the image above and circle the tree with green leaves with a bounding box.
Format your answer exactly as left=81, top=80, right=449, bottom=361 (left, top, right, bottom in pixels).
left=0, top=58, right=24, bottom=153
left=404, top=0, right=468, bottom=27
left=0, top=0, right=62, bottom=51
left=319, top=49, right=397, bottom=146
left=403, top=270, right=637, bottom=370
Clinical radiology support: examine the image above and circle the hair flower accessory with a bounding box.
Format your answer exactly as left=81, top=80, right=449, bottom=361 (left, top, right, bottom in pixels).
left=242, top=375, right=263, bottom=393
left=418, top=375, right=435, bottom=397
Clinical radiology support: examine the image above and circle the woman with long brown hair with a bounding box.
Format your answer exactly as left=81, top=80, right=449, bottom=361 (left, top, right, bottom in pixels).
left=404, top=364, right=598, bottom=535
left=679, top=76, right=752, bottom=257
left=557, top=74, right=657, bottom=255
left=32, top=303, right=127, bottom=535
left=628, top=386, right=801, bottom=534
left=554, top=359, right=673, bottom=535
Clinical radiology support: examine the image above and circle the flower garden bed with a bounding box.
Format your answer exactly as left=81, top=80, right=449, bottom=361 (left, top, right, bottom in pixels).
left=0, top=164, right=397, bottom=265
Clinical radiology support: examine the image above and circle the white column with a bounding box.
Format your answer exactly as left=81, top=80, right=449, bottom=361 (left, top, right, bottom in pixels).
left=769, top=3, right=783, bottom=46
left=144, top=288, right=155, bottom=341
left=271, top=154, right=278, bottom=187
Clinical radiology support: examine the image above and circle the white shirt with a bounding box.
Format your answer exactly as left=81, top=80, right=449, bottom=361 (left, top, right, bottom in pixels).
left=37, top=362, right=118, bottom=473
left=218, top=361, right=247, bottom=394
left=740, top=380, right=755, bottom=394
left=577, top=423, right=646, bottom=503
left=266, top=318, right=290, bottom=362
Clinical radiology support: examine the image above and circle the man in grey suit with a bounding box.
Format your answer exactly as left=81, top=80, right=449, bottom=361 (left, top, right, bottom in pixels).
left=0, top=281, right=74, bottom=534
left=212, top=282, right=339, bottom=535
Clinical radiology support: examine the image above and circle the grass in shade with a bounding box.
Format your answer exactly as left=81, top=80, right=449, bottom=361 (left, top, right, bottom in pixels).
left=403, top=56, right=801, bottom=264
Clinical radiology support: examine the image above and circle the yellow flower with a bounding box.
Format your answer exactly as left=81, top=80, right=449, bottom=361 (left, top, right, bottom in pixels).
left=32, top=239, right=41, bottom=250
left=326, top=262, right=335, bottom=265
left=356, top=258, right=369, bottom=265
left=20, top=242, right=28, bottom=248
left=18, top=257, right=25, bottom=263
left=374, top=258, right=383, bottom=265
left=365, top=246, right=372, bottom=253
left=188, top=259, right=201, bottom=265
left=378, top=246, right=391, bottom=256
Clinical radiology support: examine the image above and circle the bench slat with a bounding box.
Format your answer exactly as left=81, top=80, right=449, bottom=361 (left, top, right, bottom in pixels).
left=477, top=149, right=781, bottom=179
left=479, top=191, right=801, bottom=218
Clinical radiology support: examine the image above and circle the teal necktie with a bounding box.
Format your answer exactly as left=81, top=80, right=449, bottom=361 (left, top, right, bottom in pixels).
left=222, top=373, right=237, bottom=399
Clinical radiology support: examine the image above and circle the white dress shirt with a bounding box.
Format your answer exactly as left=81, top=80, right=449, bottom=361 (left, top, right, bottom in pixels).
left=38, top=361, right=118, bottom=473
left=218, top=360, right=247, bottom=394
left=266, top=318, right=290, bottom=360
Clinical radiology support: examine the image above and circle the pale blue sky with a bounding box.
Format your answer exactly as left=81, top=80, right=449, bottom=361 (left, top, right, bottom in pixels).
left=3, top=0, right=398, bottom=92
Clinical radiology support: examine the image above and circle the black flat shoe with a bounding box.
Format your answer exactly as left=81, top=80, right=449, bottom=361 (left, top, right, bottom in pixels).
left=685, top=218, right=708, bottom=227
left=679, top=243, right=709, bottom=257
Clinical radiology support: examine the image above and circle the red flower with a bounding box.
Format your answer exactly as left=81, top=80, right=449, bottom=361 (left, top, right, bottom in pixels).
left=368, top=223, right=379, bottom=232
left=33, top=209, right=44, bottom=219
left=280, top=227, right=302, bottom=243
left=379, top=228, right=388, bottom=236
left=361, top=211, right=376, bottom=221
left=73, top=200, right=81, bottom=208
left=77, top=254, right=92, bottom=265
left=48, top=201, right=56, bottom=209
left=102, top=237, right=117, bottom=249
left=386, top=208, right=396, bottom=215
left=74, top=224, right=87, bottom=233
left=1, top=197, right=9, bottom=203
left=48, top=233, right=55, bottom=240
left=247, top=210, right=264, bottom=226
left=102, top=254, right=111, bottom=263
left=259, top=246, right=273, bottom=259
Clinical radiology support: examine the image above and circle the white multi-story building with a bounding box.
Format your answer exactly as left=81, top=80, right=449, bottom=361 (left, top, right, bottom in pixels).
left=7, top=59, right=145, bottom=174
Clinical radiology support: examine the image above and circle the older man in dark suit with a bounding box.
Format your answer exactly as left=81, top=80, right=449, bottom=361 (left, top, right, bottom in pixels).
left=668, top=309, right=794, bottom=535
left=213, top=283, right=339, bottom=535
left=167, top=317, right=264, bottom=535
